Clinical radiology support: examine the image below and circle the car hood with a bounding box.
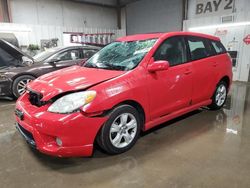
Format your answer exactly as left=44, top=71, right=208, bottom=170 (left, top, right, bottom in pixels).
left=0, top=39, right=34, bottom=62
left=28, top=66, right=125, bottom=101
left=0, top=64, right=40, bottom=76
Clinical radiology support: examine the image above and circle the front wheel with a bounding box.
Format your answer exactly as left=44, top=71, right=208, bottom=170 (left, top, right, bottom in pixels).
left=208, top=81, right=228, bottom=110
left=97, top=105, right=141, bottom=155
left=12, top=75, right=35, bottom=98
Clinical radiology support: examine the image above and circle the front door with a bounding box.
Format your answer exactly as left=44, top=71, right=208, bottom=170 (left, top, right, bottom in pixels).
left=36, top=49, right=82, bottom=77
left=147, top=36, right=193, bottom=120
left=53, top=49, right=82, bottom=69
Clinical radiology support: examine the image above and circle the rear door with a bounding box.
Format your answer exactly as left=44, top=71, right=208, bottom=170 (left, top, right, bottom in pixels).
left=210, top=40, right=229, bottom=79
left=186, top=36, right=217, bottom=104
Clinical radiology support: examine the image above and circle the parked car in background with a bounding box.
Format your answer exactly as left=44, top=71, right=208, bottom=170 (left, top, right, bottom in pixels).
left=0, top=33, right=19, bottom=47
left=0, top=39, right=100, bottom=98
left=15, top=32, right=232, bottom=157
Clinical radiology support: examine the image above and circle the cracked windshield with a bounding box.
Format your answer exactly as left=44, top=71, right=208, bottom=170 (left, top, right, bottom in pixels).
left=84, top=39, right=157, bottom=71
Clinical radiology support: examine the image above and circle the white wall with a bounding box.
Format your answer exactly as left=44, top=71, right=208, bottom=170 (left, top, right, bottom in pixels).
left=183, top=0, right=250, bottom=82
left=10, top=0, right=118, bottom=29
left=186, top=0, right=249, bottom=24
left=0, top=22, right=126, bottom=47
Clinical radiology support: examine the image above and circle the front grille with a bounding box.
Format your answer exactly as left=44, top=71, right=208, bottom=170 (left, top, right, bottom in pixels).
left=28, top=90, right=45, bottom=107
left=17, top=123, right=34, bottom=141
left=16, top=123, right=36, bottom=148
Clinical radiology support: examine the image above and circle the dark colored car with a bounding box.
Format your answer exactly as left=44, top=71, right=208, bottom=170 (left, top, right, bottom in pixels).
left=0, top=33, right=19, bottom=47
left=0, top=39, right=100, bottom=98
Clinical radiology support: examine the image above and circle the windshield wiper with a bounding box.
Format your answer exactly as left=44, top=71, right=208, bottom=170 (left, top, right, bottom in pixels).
left=84, top=63, right=98, bottom=68
left=104, top=63, right=124, bottom=71
left=84, top=62, right=124, bottom=71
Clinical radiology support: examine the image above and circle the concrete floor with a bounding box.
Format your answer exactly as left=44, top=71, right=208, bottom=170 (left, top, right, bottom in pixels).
left=0, top=82, right=250, bottom=188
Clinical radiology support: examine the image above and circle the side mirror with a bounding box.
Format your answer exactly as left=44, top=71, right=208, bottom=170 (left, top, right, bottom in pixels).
left=47, top=58, right=60, bottom=66
left=147, top=60, right=169, bottom=72
left=77, top=58, right=88, bottom=66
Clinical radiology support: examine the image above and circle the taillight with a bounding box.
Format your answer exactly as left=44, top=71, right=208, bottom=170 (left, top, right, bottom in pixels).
left=227, top=53, right=233, bottom=63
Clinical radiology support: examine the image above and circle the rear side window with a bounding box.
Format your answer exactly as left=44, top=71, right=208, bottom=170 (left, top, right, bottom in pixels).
left=83, top=49, right=97, bottom=59
left=211, top=41, right=227, bottom=54
left=154, top=36, right=187, bottom=66
left=187, top=37, right=213, bottom=61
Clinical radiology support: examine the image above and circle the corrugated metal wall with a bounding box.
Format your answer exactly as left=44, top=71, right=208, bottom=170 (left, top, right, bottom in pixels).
left=125, top=0, right=183, bottom=35
left=0, top=0, right=11, bottom=22
left=9, top=0, right=118, bottom=29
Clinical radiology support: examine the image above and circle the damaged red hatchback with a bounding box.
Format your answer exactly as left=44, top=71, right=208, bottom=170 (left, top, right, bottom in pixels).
left=15, top=32, right=232, bottom=157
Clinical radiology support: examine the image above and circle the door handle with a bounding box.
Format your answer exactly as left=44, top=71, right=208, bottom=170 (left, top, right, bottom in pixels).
left=184, top=69, right=192, bottom=75
left=213, top=62, right=218, bottom=67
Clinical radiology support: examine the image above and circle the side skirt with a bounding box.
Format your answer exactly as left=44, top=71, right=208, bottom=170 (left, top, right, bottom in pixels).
left=144, top=99, right=212, bottom=131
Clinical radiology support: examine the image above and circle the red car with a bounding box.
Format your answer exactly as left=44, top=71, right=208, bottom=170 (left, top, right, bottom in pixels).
left=15, top=32, right=232, bottom=157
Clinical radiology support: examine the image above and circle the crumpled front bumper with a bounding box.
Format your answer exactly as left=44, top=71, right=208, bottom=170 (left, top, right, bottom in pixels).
left=15, top=93, right=108, bottom=157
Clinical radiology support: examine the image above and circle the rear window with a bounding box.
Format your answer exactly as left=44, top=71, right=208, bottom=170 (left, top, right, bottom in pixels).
left=211, top=41, right=227, bottom=54
left=187, top=37, right=213, bottom=61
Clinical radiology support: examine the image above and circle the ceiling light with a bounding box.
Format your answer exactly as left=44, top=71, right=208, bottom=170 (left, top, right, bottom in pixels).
left=189, top=22, right=250, bottom=31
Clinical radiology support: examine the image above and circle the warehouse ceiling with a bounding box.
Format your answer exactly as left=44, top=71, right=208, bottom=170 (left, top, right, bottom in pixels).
left=71, top=0, right=139, bottom=7
left=119, top=0, right=139, bottom=6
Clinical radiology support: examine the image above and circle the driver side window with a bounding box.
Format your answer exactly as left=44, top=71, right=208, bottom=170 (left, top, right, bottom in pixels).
left=55, top=49, right=80, bottom=61
left=154, top=37, right=187, bottom=66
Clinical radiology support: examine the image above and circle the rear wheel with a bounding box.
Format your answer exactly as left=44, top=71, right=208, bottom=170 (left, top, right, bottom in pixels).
left=12, top=75, right=35, bottom=98
left=97, top=105, right=141, bottom=155
left=208, top=81, right=228, bottom=110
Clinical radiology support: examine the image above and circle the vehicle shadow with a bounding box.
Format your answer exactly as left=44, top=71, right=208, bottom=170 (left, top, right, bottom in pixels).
left=26, top=108, right=227, bottom=174
left=0, top=98, right=15, bottom=108
left=0, top=97, right=15, bottom=102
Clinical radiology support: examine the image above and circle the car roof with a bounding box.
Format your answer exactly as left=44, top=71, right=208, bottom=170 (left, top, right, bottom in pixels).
left=116, top=31, right=220, bottom=42
left=117, top=33, right=165, bottom=41
left=53, top=45, right=100, bottom=51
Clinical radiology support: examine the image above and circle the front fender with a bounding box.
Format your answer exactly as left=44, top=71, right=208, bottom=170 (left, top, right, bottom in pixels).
left=82, top=67, right=150, bottom=122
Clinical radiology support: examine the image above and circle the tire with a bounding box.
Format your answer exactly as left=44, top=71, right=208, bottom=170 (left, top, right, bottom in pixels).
left=97, top=105, right=141, bottom=155
left=208, top=81, right=228, bottom=110
left=12, top=75, right=36, bottom=98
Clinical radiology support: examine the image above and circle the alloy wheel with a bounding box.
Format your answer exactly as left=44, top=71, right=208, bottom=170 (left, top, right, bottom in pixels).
left=109, top=113, right=138, bottom=148
left=215, top=84, right=227, bottom=107
left=17, top=79, right=32, bottom=95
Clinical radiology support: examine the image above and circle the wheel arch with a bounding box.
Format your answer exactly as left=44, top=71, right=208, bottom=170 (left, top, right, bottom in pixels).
left=94, top=99, right=146, bottom=152
left=219, top=75, right=230, bottom=90
left=12, top=73, right=37, bottom=82
left=11, top=73, right=37, bottom=96
left=112, top=100, right=146, bottom=129
left=95, top=99, right=146, bottom=143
